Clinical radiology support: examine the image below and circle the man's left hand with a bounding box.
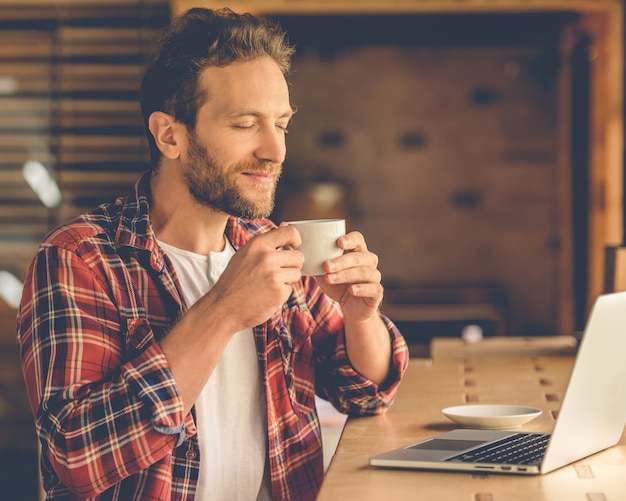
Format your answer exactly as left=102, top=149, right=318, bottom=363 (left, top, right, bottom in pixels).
left=316, top=231, right=383, bottom=323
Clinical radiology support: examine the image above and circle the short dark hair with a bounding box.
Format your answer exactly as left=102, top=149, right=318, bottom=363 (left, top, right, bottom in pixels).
left=140, top=7, right=295, bottom=170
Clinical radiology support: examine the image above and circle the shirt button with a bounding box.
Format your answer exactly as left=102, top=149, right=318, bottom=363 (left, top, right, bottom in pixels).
left=185, top=450, right=197, bottom=460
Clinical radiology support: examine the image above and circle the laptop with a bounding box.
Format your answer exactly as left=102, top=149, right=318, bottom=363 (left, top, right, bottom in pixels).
left=369, top=291, right=626, bottom=475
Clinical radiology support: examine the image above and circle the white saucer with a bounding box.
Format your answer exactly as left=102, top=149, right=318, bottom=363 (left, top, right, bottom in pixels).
left=442, top=404, right=542, bottom=430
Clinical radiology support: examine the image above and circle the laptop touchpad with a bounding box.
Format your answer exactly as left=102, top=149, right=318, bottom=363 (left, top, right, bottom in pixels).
left=407, top=439, right=488, bottom=452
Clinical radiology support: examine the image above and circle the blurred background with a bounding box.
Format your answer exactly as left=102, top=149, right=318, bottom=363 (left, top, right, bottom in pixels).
left=0, top=0, right=624, bottom=499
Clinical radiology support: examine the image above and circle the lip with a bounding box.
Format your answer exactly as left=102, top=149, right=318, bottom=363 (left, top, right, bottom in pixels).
left=243, top=172, right=275, bottom=184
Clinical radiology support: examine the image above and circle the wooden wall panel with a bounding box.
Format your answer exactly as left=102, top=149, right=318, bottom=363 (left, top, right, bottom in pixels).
left=0, top=5, right=170, bottom=496
left=276, top=45, right=562, bottom=335
left=181, top=0, right=623, bottom=338
left=0, top=1, right=169, bottom=279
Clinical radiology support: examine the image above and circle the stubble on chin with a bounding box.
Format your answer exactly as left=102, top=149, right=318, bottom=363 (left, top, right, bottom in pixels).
left=232, top=170, right=281, bottom=219
left=184, top=131, right=282, bottom=219
left=186, top=165, right=281, bottom=219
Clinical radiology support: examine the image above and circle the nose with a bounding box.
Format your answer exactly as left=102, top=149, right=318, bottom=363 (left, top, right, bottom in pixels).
left=254, top=126, right=286, bottom=165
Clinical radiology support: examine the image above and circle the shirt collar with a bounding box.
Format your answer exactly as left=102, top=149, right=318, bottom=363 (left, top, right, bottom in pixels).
left=112, top=172, right=276, bottom=265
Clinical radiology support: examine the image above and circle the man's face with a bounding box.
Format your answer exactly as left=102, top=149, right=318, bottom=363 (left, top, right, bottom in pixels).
left=181, top=57, right=293, bottom=219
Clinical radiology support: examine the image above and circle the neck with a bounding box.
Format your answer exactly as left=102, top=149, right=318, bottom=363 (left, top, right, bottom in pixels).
left=149, top=168, right=229, bottom=255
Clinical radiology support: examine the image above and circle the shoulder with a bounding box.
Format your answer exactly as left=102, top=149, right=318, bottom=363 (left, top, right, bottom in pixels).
left=40, top=198, right=126, bottom=254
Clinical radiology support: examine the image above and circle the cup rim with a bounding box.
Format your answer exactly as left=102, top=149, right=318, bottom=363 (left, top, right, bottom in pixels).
left=286, top=218, right=344, bottom=225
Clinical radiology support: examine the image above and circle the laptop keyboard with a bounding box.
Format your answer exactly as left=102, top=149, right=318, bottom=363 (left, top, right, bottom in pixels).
left=444, top=432, right=551, bottom=465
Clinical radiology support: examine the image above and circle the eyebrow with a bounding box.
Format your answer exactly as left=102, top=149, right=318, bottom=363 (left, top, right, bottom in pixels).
left=227, top=109, right=294, bottom=120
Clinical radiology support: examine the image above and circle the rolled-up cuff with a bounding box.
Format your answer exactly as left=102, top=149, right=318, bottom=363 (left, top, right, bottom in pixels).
left=153, top=422, right=186, bottom=447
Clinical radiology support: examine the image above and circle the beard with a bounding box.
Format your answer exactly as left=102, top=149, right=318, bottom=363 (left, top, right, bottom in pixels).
left=183, top=130, right=282, bottom=219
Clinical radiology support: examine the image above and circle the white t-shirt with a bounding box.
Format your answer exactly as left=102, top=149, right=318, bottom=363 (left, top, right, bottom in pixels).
left=158, top=239, right=271, bottom=500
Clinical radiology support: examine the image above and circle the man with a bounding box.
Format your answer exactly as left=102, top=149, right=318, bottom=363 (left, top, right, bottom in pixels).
left=17, top=7, right=408, bottom=500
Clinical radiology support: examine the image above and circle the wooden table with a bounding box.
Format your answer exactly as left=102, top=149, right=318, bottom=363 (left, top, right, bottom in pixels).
left=317, top=336, right=626, bottom=500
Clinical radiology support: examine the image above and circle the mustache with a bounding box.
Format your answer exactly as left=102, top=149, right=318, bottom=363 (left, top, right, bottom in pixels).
left=236, top=161, right=282, bottom=175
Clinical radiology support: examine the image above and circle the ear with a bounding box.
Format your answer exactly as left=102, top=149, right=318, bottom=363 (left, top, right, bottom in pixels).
left=148, top=111, right=183, bottom=160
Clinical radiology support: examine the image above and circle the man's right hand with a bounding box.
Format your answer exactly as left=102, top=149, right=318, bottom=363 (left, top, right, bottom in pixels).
left=160, top=225, right=303, bottom=414
left=205, top=224, right=303, bottom=332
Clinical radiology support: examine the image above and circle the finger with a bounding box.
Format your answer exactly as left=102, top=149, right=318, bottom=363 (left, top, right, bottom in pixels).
left=326, top=249, right=378, bottom=274
left=326, top=265, right=382, bottom=287
left=275, top=247, right=305, bottom=269
left=270, top=266, right=304, bottom=287
left=337, top=231, right=367, bottom=252
left=348, top=282, right=384, bottom=299
left=259, top=225, right=302, bottom=250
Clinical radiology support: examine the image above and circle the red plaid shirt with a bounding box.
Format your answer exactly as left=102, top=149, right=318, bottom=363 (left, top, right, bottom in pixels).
left=17, top=174, right=408, bottom=500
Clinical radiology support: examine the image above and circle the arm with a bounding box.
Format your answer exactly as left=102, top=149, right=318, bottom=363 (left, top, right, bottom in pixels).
left=158, top=224, right=304, bottom=415
left=343, top=311, right=393, bottom=386
left=302, top=250, right=408, bottom=417
left=17, top=245, right=186, bottom=497
left=308, top=281, right=408, bottom=416
left=316, top=231, right=407, bottom=386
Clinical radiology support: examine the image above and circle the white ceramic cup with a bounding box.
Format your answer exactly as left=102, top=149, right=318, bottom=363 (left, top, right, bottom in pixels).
left=288, top=218, right=346, bottom=276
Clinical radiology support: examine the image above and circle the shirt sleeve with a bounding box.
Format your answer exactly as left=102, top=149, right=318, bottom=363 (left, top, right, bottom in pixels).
left=17, top=245, right=187, bottom=498
left=306, top=278, right=410, bottom=416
